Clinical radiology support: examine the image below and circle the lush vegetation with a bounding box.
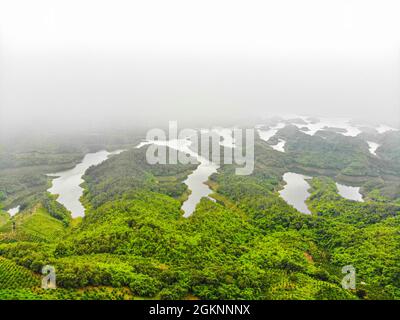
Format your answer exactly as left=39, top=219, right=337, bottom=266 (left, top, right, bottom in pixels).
left=0, top=257, right=39, bottom=290
left=0, top=126, right=399, bottom=300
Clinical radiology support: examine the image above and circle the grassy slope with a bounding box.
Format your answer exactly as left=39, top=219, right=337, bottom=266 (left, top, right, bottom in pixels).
left=0, top=256, right=39, bottom=289
left=0, top=206, right=66, bottom=243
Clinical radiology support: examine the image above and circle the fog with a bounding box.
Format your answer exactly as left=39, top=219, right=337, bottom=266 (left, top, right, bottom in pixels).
left=1, top=0, right=400, bottom=136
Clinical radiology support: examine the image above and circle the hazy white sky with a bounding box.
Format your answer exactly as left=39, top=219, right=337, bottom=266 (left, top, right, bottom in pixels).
left=1, top=0, right=400, bottom=131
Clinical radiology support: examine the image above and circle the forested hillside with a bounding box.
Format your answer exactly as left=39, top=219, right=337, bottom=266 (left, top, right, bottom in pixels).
left=0, top=125, right=399, bottom=300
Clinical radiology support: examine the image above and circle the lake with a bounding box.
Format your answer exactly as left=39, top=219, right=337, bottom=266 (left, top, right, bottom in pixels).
left=181, top=157, right=219, bottom=218
left=47, top=149, right=125, bottom=217
left=367, top=141, right=380, bottom=156
left=136, top=131, right=224, bottom=217
left=257, top=122, right=286, bottom=142
left=336, top=183, right=364, bottom=202
left=8, top=205, right=20, bottom=217
left=279, top=172, right=312, bottom=214
left=290, top=116, right=362, bottom=137
left=271, top=139, right=286, bottom=152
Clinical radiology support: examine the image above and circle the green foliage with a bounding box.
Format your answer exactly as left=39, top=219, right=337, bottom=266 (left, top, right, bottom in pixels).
left=42, top=193, right=72, bottom=226
left=0, top=257, right=39, bottom=289
left=1, top=128, right=400, bottom=300
left=0, top=206, right=67, bottom=243
left=82, top=148, right=195, bottom=208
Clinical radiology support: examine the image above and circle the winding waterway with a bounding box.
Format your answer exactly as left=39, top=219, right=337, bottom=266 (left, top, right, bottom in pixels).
left=47, top=149, right=125, bottom=217
left=136, top=136, right=220, bottom=217
left=279, top=172, right=312, bottom=214
left=135, top=126, right=238, bottom=218
left=271, top=139, right=286, bottom=152
left=257, top=122, right=286, bottom=142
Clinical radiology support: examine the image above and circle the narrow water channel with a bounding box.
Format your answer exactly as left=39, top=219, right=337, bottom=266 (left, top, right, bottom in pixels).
left=47, top=150, right=125, bottom=217
left=279, top=172, right=312, bottom=214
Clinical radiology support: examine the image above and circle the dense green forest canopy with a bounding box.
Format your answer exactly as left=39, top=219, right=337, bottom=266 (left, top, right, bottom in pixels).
left=0, top=124, right=399, bottom=300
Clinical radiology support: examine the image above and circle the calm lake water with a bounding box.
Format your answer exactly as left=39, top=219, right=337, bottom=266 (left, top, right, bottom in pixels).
left=8, top=205, right=20, bottom=217
left=279, top=172, right=311, bottom=214
left=271, top=139, right=286, bottom=152
left=376, top=124, right=399, bottom=134
left=336, top=183, right=364, bottom=202
left=181, top=157, right=219, bottom=218
left=47, top=150, right=125, bottom=217
left=257, top=122, right=286, bottom=142
left=292, top=117, right=362, bottom=137
left=136, top=133, right=221, bottom=217
left=367, top=141, right=380, bottom=156
left=257, top=115, right=399, bottom=147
